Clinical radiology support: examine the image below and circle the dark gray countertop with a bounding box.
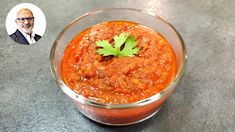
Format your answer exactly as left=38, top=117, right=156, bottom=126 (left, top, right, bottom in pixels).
left=0, top=0, right=234, bottom=132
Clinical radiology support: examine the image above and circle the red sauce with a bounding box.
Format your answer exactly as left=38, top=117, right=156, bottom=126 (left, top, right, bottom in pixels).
left=61, top=21, right=177, bottom=104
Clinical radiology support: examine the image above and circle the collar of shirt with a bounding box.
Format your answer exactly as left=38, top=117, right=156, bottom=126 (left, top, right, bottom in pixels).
left=18, top=29, right=36, bottom=45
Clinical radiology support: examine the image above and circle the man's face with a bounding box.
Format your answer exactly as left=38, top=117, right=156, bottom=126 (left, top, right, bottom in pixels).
left=16, top=9, right=34, bottom=34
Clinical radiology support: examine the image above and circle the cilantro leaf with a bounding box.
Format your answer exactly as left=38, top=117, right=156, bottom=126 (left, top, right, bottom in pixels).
left=95, top=32, right=140, bottom=57
left=96, top=40, right=118, bottom=56
left=114, top=32, right=128, bottom=49
left=119, top=36, right=140, bottom=57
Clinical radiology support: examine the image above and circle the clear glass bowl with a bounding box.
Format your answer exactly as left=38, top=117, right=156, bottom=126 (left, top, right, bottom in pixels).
left=50, top=8, right=186, bottom=126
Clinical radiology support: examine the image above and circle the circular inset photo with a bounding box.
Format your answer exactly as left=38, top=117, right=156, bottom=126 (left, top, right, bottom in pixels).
left=6, top=3, right=46, bottom=45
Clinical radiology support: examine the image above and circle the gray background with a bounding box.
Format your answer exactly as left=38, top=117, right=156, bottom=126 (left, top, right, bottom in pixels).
left=0, top=0, right=234, bottom=132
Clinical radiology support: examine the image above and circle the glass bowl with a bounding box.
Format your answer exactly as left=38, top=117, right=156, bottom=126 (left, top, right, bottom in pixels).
left=50, top=8, right=186, bottom=126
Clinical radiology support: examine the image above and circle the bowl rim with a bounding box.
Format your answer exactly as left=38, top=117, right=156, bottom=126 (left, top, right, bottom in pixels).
left=50, top=8, right=187, bottom=109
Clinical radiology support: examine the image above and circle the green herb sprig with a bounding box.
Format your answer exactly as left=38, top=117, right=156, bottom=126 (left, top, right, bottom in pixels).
left=95, top=32, right=140, bottom=57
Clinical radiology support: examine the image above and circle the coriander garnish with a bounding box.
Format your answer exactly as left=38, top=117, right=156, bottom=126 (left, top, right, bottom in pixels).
left=95, top=32, right=140, bottom=57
